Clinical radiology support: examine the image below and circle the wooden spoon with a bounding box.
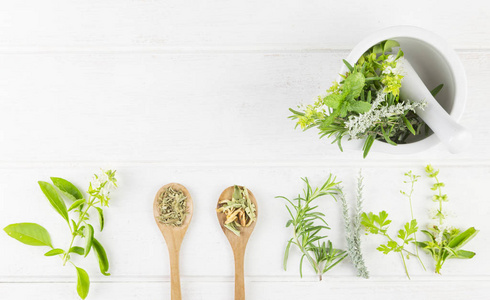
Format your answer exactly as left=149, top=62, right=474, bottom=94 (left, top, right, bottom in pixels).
left=153, top=183, right=193, bottom=300
left=216, top=186, right=258, bottom=300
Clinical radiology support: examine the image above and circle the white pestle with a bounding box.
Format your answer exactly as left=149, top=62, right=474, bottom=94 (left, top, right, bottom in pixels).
left=399, top=57, right=471, bottom=153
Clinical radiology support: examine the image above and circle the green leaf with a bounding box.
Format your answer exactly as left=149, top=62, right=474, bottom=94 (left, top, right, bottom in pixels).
left=362, top=135, right=375, bottom=159
left=92, top=238, right=110, bottom=276
left=44, top=248, right=64, bottom=256
left=283, top=238, right=293, bottom=271
left=383, top=40, right=400, bottom=53
left=68, top=199, right=86, bottom=212
left=343, top=72, right=365, bottom=99
left=70, top=246, right=85, bottom=256
left=342, top=59, right=354, bottom=72
left=402, top=116, right=416, bottom=135
left=95, top=207, right=105, bottom=231
left=347, top=101, right=371, bottom=113
left=75, top=266, right=90, bottom=299
left=84, top=224, right=94, bottom=257
left=51, top=177, right=83, bottom=201
left=323, top=93, right=343, bottom=109
left=448, top=227, right=479, bottom=250
left=38, top=181, right=69, bottom=222
left=4, top=223, right=52, bottom=247
left=455, top=250, right=476, bottom=259
left=430, top=84, right=444, bottom=97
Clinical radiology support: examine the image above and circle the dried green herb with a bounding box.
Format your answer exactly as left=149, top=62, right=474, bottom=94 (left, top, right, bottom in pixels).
left=217, top=185, right=256, bottom=236
left=157, top=187, right=188, bottom=226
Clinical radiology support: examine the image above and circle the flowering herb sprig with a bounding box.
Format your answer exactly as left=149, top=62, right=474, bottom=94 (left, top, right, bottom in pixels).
left=289, top=40, right=438, bottom=158
left=361, top=171, right=425, bottom=279
left=417, top=165, right=478, bottom=274
left=4, top=170, right=118, bottom=299
left=337, top=171, right=369, bottom=278
left=278, top=176, right=347, bottom=280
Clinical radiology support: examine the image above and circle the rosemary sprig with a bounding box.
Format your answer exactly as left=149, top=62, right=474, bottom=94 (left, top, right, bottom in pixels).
left=277, top=176, right=347, bottom=280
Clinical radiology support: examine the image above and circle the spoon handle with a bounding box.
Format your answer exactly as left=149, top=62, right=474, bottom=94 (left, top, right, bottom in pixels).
left=233, top=250, right=245, bottom=300
left=168, top=247, right=182, bottom=300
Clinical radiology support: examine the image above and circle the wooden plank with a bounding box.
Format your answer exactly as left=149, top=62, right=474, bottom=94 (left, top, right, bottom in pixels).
left=1, top=278, right=490, bottom=300
left=0, top=51, right=488, bottom=163
left=0, top=1, right=488, bottom=50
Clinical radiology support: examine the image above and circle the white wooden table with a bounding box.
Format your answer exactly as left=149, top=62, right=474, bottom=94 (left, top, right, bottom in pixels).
left=1, top=1, right=489, bottom=299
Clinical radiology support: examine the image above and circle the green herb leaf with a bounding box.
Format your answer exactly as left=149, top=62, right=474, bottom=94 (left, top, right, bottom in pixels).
left=84, top=224, right=94, bottom=257
left=92, top=238, right=110, bottom=276
left=455, top=250, right=476, bottom=259
left=51, top=177, right=83, bottom=201
left=448, top=227, right=479, bottom=250
left=75, top=266, right=90, bottom=299
left=44, top=248, right=64, bottom=256
left=347, top=101, right=371, bottom=113
left=323, top=93, right=343, bottom=109
left=70, top=246, right=85, bottom=256
left=383, top=40, right=400, bottom=53
left=343, top=72, right=365, bottom=99
left=95, top=207, right=105, bottom=231
left=68, top=199, right=85, bottom=212
left=38, top=181, right=69, bottom=222
left=4, top=223, right=52, bottom=247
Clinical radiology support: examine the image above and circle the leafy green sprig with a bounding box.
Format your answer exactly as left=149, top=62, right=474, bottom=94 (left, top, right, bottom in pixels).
left=417, top=165, right=478, bottom=274
left=278, top=176, right=347, bottom=280
left=4, top=170, right=117, bottom=299
left=361, top=170, right=426, bottom=279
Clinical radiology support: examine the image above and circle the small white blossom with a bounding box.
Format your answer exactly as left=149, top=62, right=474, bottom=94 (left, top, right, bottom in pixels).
left=382, top=55, right=406, bottom=76
left=344, top=92, right=427, bottom=139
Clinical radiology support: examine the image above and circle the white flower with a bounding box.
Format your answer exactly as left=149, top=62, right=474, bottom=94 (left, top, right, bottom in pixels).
left=344, top=92, right=427, bottom=139
left=382, top=55, right=405, bottom=76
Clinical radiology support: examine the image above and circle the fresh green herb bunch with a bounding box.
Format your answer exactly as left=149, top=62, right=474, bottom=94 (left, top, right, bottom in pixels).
left=417, top=165, right=478, bottom=274
left=337, top=171, right=369, bottom=278
left=361, top=171, right=425, bottom=279
left=277, top=176, right=347, bottom=280
left=4, top=169, right=117, bottom=299
left=289, top=40, right=437, bottom=158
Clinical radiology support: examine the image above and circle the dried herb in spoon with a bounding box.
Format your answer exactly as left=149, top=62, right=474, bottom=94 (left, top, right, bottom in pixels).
left=216, top=185, right=257, bottom=236
left=157, top=187, right=188, bottom=226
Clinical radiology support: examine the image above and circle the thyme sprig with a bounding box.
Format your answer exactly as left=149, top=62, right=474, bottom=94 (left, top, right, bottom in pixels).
left=278, top=176, right=347, bottom=280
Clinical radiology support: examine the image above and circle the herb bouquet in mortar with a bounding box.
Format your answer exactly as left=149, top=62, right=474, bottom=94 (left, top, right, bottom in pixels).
left=290, top=40, right=441, bottom=158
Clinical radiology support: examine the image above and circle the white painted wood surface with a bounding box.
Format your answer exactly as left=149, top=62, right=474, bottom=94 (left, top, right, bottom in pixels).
left=1, top=1, right=489, bottom=299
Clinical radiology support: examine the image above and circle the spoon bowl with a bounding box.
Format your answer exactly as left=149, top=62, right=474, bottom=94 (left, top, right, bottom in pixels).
left=217, top=186, right=258, bottom=300
left=153, top=183, right=193, bottom=300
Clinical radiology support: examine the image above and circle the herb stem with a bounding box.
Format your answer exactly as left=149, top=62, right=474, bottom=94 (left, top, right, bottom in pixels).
left=62, top=197, right=94, bottom=265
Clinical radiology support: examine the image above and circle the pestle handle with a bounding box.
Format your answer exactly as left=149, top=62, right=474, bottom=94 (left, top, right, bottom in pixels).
left=400, top=59, right=471, bottom=153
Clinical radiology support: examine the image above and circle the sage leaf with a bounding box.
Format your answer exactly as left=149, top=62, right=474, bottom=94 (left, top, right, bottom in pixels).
left=95, top=207, right=104, bottom=231
left=84, top=224, right=94, bottom=257
left=92, top=238, right=110, bottom=276
left=44, top=248, right=64, bottom=256
left=70, top=246, right=85, bottom=256
left=3, top=223, right=52, bottom=247
left=51, top=177, right=83, bottom=201
left=68, top=199, right=85, bottom=212
left=38, top=181, right=69, bottom=222
left=75, top=266, right=90, bottom=299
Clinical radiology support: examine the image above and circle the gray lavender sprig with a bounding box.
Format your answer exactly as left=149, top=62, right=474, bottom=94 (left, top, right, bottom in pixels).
left=337, top=171, right=369, bottom=278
